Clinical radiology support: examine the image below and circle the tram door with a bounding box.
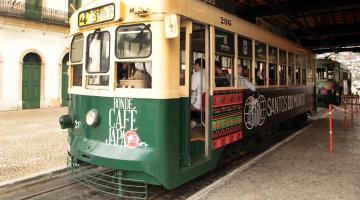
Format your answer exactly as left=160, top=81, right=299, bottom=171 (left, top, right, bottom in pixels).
left=180, top=20, right=210, bottom=167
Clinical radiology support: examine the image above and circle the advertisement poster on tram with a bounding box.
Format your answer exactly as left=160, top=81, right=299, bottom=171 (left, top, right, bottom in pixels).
left=242, top=87, right=312, bottom=135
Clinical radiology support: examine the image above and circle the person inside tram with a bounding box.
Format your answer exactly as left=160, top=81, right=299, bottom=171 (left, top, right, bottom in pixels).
left=215, top=61, right=230, bottom=87
left=191, top=58, right=206, bottom=111
left=255, top=67, right=265, bottom=85
left=238, top=65, right=256, bottom=91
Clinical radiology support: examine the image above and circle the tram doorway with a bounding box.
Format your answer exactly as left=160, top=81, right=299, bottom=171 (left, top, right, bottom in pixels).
left=22, top=53, right=41, bottom=109
left=61, top=53, right=69, bottom=106
left=180, top=20, right=210, bottom=166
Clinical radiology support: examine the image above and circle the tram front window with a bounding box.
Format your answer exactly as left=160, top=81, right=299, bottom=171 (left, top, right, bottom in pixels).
left=115, top=24, right=152, bottom=88
left=116, top=62, right=152, bottom=88
left=115, top=24, right=151, bottom=58
left=85, top=31, right=110, bottom=86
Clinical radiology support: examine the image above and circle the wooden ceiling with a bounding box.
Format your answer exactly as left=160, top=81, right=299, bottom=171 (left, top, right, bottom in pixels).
left=226, top=0, right=360, bottom=53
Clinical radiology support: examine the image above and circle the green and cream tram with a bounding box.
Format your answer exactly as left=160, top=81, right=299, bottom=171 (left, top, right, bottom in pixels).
left=60, top=0, right=315, bottom=198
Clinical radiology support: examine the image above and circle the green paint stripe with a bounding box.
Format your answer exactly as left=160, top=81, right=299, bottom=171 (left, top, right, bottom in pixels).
left=212, top=115, right=242, bottom=131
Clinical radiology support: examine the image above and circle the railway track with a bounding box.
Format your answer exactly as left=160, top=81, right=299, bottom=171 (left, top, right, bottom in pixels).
left=0, top=119, right=311, bottom=200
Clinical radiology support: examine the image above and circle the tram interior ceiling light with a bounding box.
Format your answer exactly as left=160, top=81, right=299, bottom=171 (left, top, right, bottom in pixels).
left=86, top=109, right=99, bottom=127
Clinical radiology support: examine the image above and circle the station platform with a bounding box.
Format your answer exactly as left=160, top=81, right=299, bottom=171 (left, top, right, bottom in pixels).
left=189, top=108, right=360, bottom=200
left=0, top=107, right=68, bottom=187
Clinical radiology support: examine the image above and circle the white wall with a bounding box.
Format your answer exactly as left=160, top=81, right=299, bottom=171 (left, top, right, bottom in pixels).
left=44, top=0, right=68, bottom=12
left=0, top=52, right=3, bottom=103
left=0, top=23, right=68, bottom=111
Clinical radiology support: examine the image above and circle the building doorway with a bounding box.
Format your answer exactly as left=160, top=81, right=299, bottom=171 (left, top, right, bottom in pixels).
left=61, top=53, right=69, bottom=106
left=22, top=53, right=41, bottom=109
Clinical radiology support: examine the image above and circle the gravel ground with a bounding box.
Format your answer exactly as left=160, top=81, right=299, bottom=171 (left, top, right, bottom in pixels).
left=193, top=110, right=360, bottom=200
left=0, top=107, right=68, bottom=183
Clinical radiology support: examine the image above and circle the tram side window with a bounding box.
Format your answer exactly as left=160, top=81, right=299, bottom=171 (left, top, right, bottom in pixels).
left=279, top=49, right=286, bottom=85
left=295, top=55, right=301, bottom=85
left=302, top=56, right=306, bottom=85
left=255, top=41, right=266, bottom=86
left=215, top=29, right=234, bottom=87
left=269, top=46, right=277, bottom=86
left=116, top=62, right=152, bottom=88
left=302, top=68, right=306, bottom=85
left=288, top=52, right=294, bottom=85
left=70, top=34, right=84, bottom=86
left=238, top=36, right=252, bottom=84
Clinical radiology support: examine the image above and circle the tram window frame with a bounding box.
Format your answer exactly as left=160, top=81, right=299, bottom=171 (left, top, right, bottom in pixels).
left=85, top=31, right=111, bottom=74
left=268, top=46, right=278, bottom=86
left=279, top=49, right=286, bottom=86
left=301, top=56, right=306, bottom=85
left=70, top=34, right=84, bottom=63
left=238, top=35, right=252, bottom=83
left=255, top=41, right=267, bottom=86
left=115, top=24, right=152, bottom=59
left=115, top=61, right=152, bottom=89
left=215, top=28, right=235, bottom=87
left=317, top=68, right=327, bottom=80
left=288, top=52, right=294, bottom=86
left=302, top=68, right=306, bottom=85
left=72, top=64, right=83, bottom=86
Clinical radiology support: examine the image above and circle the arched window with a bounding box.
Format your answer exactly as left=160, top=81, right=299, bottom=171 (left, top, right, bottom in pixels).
left=23, top=53, right=41, bottom=63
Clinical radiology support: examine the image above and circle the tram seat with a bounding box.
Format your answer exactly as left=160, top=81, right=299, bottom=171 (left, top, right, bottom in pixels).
left=118, top=80, right=145, bottom=88
left=190, top=127, right=205, bottom=142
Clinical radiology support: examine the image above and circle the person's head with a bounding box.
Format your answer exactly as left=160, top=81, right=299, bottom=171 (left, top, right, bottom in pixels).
left=242, top=67, right=249, bottom=77
left=194, top=58, right=205, bottom=72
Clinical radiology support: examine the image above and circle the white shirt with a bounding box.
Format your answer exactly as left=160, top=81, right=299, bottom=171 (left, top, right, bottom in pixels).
left=239, top=75, right=256, bottom=91
left=135, top=62, right=152, bottom=76
left=191, top=69, right=205, bottom=110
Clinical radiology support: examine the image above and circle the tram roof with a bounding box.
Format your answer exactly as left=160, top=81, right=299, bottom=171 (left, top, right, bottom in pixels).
left=73, top=0, right=310, bottom=55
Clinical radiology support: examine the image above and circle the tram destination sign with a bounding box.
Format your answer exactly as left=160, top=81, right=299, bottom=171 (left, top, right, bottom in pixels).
left=78, top=4, right=115, bottom=27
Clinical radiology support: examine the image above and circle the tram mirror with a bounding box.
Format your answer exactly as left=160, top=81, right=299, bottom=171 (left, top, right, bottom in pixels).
left=165, top=14, right=178, bottom=38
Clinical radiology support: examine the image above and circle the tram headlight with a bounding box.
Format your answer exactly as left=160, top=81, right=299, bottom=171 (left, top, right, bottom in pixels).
left=86, top=109, right=99, bottom=127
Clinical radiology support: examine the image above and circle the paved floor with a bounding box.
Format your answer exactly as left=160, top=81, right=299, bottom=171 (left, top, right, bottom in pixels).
left=0, top=107, right=68, bottom=184
left=189, top=109, right=360, bottom=200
